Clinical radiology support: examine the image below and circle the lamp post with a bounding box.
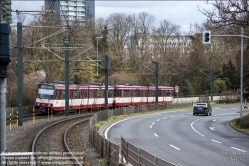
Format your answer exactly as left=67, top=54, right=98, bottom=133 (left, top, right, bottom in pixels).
left=96, top=36, right=103, bottom=75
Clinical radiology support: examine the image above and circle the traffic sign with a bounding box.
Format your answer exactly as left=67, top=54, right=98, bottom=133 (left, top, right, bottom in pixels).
left=175, top=86, right=179, bottom=93
left=244, top=104, right=248, bottom=110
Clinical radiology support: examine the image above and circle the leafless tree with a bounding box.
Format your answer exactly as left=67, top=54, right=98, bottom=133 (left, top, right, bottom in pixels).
left=199, top=0, right=249, bottom=28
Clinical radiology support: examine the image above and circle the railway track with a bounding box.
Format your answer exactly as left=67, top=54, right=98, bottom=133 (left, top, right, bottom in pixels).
left=7, top=114, right=92, bottom=166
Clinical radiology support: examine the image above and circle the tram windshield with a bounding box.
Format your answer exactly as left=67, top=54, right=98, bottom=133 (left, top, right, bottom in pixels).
left=37, top=84, right=54, bottom=99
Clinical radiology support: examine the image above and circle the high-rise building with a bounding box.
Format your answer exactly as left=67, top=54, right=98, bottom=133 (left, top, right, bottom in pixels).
left=45, top=0, right=95, bottom=26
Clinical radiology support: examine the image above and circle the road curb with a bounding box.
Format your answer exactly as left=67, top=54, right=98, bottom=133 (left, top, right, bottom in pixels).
left=228, top=119, right=249, bottom=136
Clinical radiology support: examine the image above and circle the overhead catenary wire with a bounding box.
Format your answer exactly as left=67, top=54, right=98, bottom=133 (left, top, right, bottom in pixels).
left=23, top=28, right=67, bottom=47
left=71, top=46, right=94, bottom=60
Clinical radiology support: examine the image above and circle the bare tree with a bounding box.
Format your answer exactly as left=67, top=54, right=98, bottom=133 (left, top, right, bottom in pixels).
left=199, top=0, right=249, bottom=28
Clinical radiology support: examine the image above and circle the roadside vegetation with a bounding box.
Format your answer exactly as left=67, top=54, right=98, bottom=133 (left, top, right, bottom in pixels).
left=230, top=113, right=249, bottom=135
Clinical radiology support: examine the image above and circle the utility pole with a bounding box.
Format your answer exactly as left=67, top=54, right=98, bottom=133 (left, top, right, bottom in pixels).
left=154, top=61, right=159, bottom=108
left=96, top=36, right=103, bottom=75
left=240, top=0, right=244, bottom=118
left=0, top=8, right=11, bottom=165
left=17, top=22, right=23, bottom=126
left=210, top=68, right=213, bottom=101
left=65, top=41, right=69, bottom=116
left=104, top=54, right=108, bottom=110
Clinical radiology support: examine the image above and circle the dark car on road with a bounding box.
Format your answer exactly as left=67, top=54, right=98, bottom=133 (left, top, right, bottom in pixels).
left=193, top=103, right=212, bottom=116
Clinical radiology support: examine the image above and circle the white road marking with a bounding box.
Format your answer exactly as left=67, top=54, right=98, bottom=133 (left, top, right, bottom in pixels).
left=231, top=147, right=247, bottom=153
left=191, top=118, right=206, bottom=137
left=209, top=127, right=216, bottom=130
left=150, top=125, right=152, bottom=128
left=211, top=139, right=221, bottom=144
left=169, top=144, right=181, bottom=150
left=191, top=113, right=238, bottom=138
left=104, top=108, right=198, bottom=139
left=154, top=133, right=158, bottom=137
left=152, top=122, right=155, bottom=125
left=180, top=114, right=184, bottom=116
left=212, top=119, right=216, bottom=121
left=213, top=108, right=220, bottom=109
left=170, top=115, right=175, bottom=117
left=163, top=117, right=167, bottom=119
left=157, top=119, right=160, bottom=121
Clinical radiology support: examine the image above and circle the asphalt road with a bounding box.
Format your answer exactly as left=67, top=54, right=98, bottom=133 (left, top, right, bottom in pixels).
left=105, top=104, right=249, bottom=166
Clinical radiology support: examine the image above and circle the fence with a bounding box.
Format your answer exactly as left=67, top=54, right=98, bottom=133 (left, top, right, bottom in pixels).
left=89, top=103, right=190, bottom=166
left=6, top=105, right=37, bottom=116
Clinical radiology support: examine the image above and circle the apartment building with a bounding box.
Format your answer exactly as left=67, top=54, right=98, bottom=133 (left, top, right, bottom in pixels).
left=45, top=0, right=95, bottom=25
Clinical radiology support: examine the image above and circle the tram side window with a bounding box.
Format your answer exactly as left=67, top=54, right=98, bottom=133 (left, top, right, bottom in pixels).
left=166, top=90, right=172, bottom=96
left=89, top=90, right=93, bottom=98
left=74, top=90, right=80, bottom=99
left=143, top=90, right=147, bottom=97
left=108, top=90, right=113, bottom=97
left=124, top=90, right=130, bottom=97
left=149, top=90, right=153, bottom=97
left=55, top=89, right=60, bottom=99
left=61, top=90, right=65, bottom=99
left=84, top=90, right=88, bottom=98
left=158, top=90, right=162, bottom=97
left=97, top=90, right=103, bottom=98
left=117, top=90, right=122, bottom=97
left=135, top=90, right=140, bottom=97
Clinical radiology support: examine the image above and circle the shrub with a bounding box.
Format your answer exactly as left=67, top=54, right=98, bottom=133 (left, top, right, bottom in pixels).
left=236, top=113, right=249, bottom=129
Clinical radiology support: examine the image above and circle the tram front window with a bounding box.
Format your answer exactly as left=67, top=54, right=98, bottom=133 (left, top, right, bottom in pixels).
left=38, top=84, right=54, bottom=99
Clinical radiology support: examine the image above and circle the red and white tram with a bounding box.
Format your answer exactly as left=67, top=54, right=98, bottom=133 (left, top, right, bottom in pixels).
left=35, top=81, right=114, bottom=113
left=113, top=84, right=173, bottom=107
left=35, top=81, right=173, bottom=113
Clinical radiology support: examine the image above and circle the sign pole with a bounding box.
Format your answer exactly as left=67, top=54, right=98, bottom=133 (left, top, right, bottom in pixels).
left=175, top=86, right=179, bottom=105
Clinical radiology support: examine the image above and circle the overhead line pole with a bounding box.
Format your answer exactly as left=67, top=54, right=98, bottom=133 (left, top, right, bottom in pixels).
left=17, top=22, right=23, bottom=126
left=65, top=41, right=69, bottom=116
left=104, top=54, right=108, bottom=111
left=240, top=0, right=244, bottom=118
left=154, top=61, right=159, bottom=108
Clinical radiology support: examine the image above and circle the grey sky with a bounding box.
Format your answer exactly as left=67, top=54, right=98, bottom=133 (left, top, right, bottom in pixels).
left=11, top=1, right=213, bottom=32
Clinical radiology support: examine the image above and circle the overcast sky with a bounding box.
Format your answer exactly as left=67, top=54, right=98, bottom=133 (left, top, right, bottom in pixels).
left=11, top=1, right=213, bottom=32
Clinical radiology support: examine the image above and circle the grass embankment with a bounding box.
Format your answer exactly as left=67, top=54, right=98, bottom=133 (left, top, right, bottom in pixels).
left=230, top=113, right=249, bottom=135
left=94, top=103, right=230, bottom=129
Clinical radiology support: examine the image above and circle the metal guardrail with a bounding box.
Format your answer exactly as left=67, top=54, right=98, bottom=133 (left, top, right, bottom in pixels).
left=89, top=103, right=189, bottom=166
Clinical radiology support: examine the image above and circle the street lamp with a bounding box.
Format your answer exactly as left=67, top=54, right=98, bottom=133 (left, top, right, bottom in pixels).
left=96, top=36, right=103, bottom=75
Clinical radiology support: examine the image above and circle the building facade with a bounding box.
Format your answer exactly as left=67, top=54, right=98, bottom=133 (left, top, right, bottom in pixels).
left=45, top=0, right=95, bottom=25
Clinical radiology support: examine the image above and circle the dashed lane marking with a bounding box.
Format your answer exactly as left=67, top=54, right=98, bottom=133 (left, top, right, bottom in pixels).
left=154, top=133, right=158, bottom=137
left=211, top=139, right=221, bottom=144
left=231, top=147, right=247, bottom=153
left=169, top=144, right=181, bottom=150
left=209, top=127, right=216, bottom=130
